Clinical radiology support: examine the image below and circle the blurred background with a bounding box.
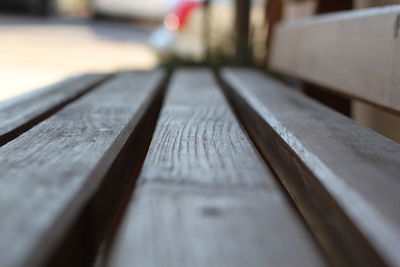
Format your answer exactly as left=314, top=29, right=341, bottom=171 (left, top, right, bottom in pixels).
left=0, top=0, right=267, bottom=101
left=1, top=0, right=399, bottom=142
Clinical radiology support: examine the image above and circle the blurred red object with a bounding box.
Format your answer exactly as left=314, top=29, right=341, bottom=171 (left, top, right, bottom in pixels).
left=170, top=0, right=204, bottom=31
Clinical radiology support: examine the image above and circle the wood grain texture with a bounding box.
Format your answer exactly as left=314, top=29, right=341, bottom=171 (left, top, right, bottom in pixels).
left=141, top=70, right=270, bottom=187
left=269, top=5, right=400, bottom=113
left=0, top=73, right=110, bottom=146
left=221, top=68, right=400, bottom=267
left=107, top=69, right=327, bottom=267
left=0, top=70, right=165, bottom=267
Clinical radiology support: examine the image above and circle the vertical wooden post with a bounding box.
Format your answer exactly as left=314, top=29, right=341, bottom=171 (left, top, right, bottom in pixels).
left=203, top=0, right=211, bottom=62
left=265, top=0, right=283, bottom=61
left=235, top=0, right=251, bottom=63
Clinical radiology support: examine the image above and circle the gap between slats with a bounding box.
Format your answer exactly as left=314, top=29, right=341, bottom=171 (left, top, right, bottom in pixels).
left=105, top=69, right=328, bottom=267
left=216, top=70, right=388, bottom=267
left=41, top=72, right=171, bottom=267
left=213, top=70, right=333, bottom=264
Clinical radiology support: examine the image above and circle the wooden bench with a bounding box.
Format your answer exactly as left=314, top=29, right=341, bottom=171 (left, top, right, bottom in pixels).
left=0, top=6, right=400, bottom=267
left=218, top=5, right=400, bottom=267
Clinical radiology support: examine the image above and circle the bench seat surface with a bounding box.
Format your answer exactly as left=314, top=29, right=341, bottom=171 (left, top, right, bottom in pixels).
left=107, top=69, right=326, bottom=267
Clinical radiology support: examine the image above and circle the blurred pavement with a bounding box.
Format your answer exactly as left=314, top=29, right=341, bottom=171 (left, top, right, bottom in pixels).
left=0, top=15, right=158, bottom=102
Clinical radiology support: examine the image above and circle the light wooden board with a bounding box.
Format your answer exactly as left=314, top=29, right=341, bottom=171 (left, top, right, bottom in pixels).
left=269, top=5, right=400, bottom=114
left=0, top=70, right=165, bottom=267
left=221, top=68, right=400, bottom=267
left=0, top=73, right=110, bottom=146
left=107, top=69, right=327, bottom=267
left=355, top=0, right=400, bottom=8
left=352, top=0, right=400, bottom=144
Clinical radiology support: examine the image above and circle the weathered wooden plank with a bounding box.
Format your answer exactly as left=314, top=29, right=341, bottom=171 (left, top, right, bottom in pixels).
left=0, top=73, right=110, bottom=146
left=269, top=5, right=400, bottom=113
left=355, top=0, right=400, bottom=8
left=352, top=0, right=400, bottom=143
left=0, top=70, right=166, bottom=267
left=221, top=68, right=400, bottom=267
left=107, top=69, right=327, bottom=267
left=140, top=71, right=269, bottom=187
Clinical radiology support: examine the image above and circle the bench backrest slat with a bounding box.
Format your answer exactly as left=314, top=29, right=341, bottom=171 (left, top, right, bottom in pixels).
left=0, top=71, right=165, bottom=267
left=222, top=68, right=400, bottom=267
left=269, top=6, right=400, bottom=114
left=107, top=69, right=327, bottom=267
left=0, top=73, right=110, bottom=146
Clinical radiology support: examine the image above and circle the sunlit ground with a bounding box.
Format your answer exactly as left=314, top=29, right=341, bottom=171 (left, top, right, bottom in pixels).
left=0, top=15, right=158, bottom=102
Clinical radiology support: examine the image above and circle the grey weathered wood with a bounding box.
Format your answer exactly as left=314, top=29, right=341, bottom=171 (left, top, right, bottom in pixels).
left=221, top=68, right=400, bottom=267
left=269, top=5, right=400, bottom=114
left=0, top=70, right=165, bottom=267
left=107, top=69, right=327, bottom=267
left=0, top=73, right=110, bottom=146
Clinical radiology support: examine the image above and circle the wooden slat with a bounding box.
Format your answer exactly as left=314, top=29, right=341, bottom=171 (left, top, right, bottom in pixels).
left=221, top=68, right=400, bottom=267
left=355, top=0, right=400, bottom=8
left=0, top=71, right=165, bottom=267
left=107, top=69, right=327, bottom=267
left=0, top=73, right=110, bottom=146
left=352, top=0, right=400, bottom=144
left=269, top=5, right=400, bottom=114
